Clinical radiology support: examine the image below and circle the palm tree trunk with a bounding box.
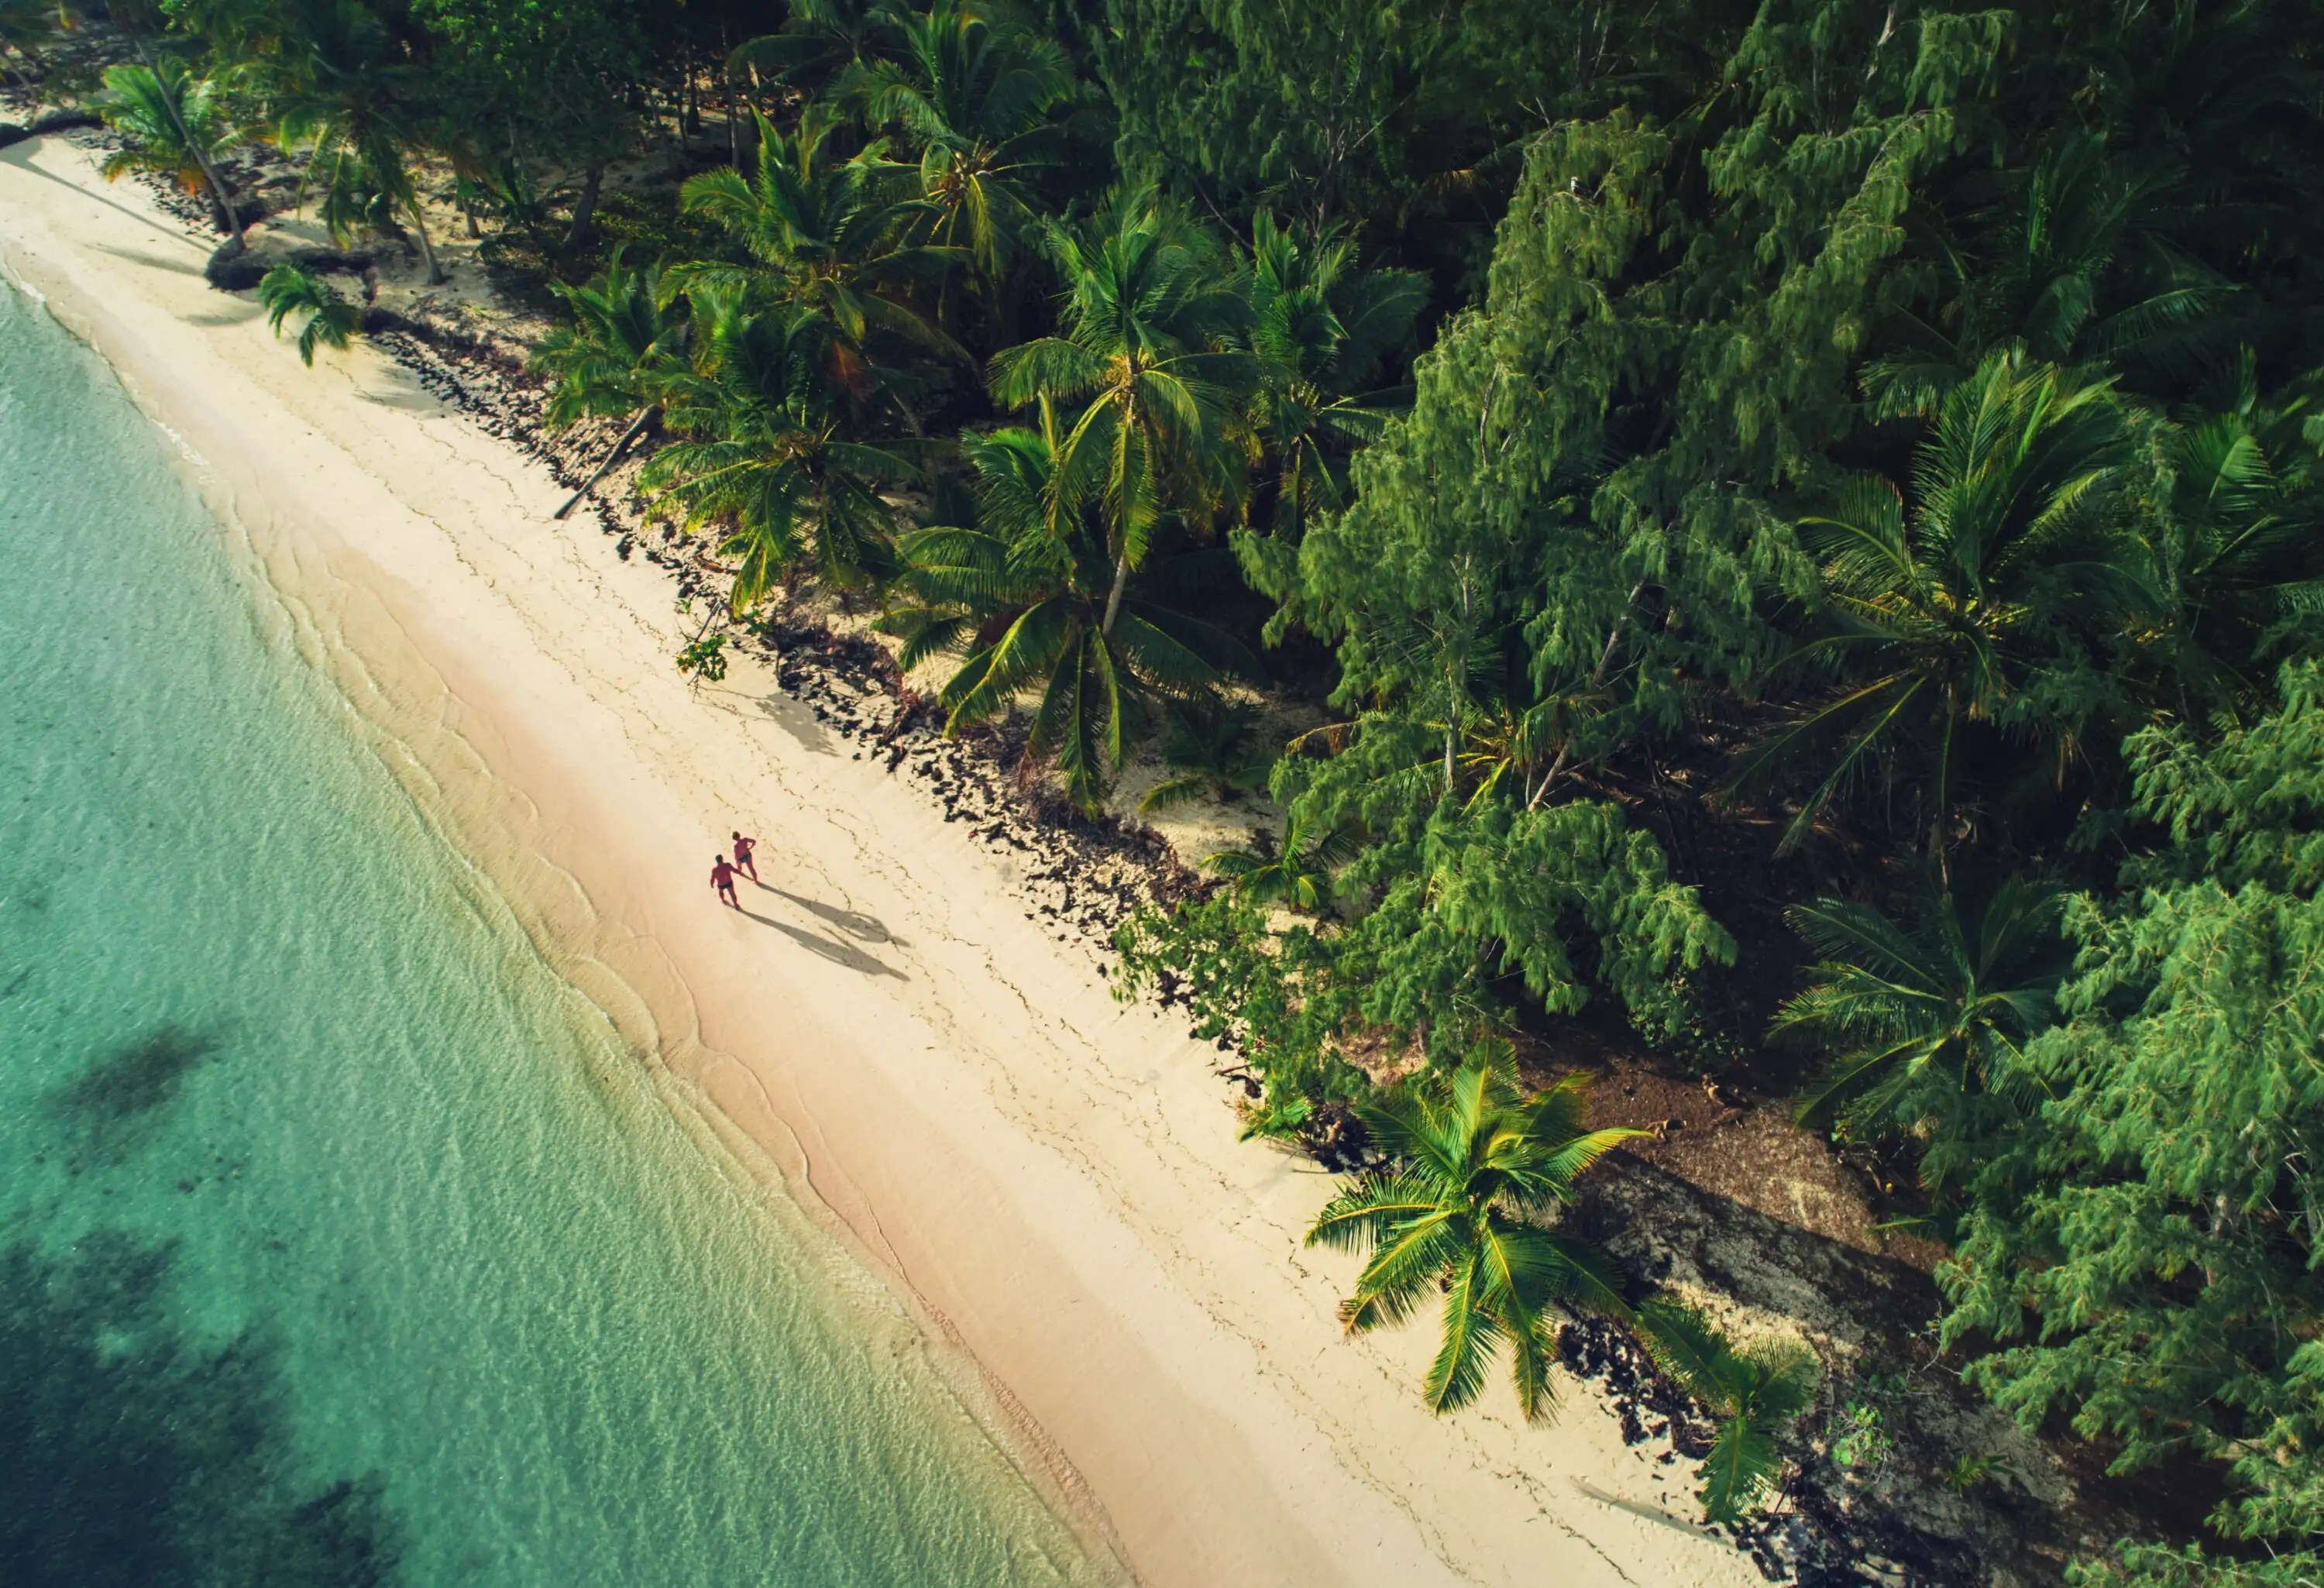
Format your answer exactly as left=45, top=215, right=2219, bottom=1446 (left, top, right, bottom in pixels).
left=1099, top=549, right=1132, bottom=638
left=1281, top=444, right=1305, bottom=541
left=1930, top=693, right=1958, bottom=885
left=407, top=193, right=444, bottom=284
left=722, top=22, right=739, bottom=167
left=1100, top=398, right=1143, bottom=638
left=131, top=33, right=242, bottom=249
left=552, top=406, right=656, bottom=520
left=562, top=163, right=604, bottom=256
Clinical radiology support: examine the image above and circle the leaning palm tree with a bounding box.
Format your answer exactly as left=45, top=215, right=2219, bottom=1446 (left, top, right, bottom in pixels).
left=1635, top=1298, right=1821, bottom=1524
left=847, top=0, right=1074, bottom=284
left=644, top=291, right=921, bottom=603
left=1204, top=810, right=1357, bottom=913
left=531, top=252, right=690, bottom=519
left=96, top=58, right=246, bottom=240
left=1728, top=349, right=2137, bottom=871
left=1307, top=1044, right=1642, bottom=1419
left=879, top=407, right=1250, bottom=809
left=675, top=105, right=966, bottom=387
left=1774, top=876, right=2065, bottom=1183
left=256, top=263, right=359, bottom=365
left=988, top=186, right=1252, bottom=638
left=269, top=0, right=444, bottom=283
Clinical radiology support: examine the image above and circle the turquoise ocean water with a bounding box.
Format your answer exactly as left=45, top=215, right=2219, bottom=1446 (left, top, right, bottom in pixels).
left=0, top=281, right=1110, bottom=1586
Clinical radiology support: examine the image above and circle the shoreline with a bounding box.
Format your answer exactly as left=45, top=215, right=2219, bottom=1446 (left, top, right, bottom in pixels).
left=0, top=135, right=1770, bottom=1588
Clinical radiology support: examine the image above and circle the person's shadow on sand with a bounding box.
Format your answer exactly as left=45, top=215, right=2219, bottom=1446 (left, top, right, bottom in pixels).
left=734, top=907, right=907, bottom=980
left=760, top=886, right=900, bottom=946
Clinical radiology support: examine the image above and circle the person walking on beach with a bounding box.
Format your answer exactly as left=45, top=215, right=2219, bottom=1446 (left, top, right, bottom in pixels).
left=711, top=854, right=740, bottom=909
left=731, top=831, right=759, bottom=883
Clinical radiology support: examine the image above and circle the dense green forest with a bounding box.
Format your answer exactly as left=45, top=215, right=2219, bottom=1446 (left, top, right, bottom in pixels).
left=22, top=0, right=2324, bottom=1573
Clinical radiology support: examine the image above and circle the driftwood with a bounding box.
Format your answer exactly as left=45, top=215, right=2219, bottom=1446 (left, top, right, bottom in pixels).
left=205, top=243, right=376, bottom=293
left=0, top=108, right=101, bottom=150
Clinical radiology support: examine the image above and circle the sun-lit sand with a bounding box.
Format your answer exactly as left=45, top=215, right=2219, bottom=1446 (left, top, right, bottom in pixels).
left=0, top=134, right=1772, bottom=1588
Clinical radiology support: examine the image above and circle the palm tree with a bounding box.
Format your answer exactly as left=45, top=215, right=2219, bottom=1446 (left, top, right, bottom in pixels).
left=161, top=0, right=290, bottom=76
left=1, top=0, right=64, bottom=70
left=878, top=408, right=1250, bottom=809
left=675, top=105, right=965, bottom=387
left=449, top=153, right=554, bottom=253
left=1330, top=607, right=1615, bottom=816
left=256, top=263, right=359, bottom=364
left=1204, top=810, right=1358, bottom=912
left=100, top=3, right=256, bottom=249
left=1729, top=349, right=2136, bottom=870
left=727, top=0, right=886, bottom=99
left=531, top=252, right=690, bottom=519
left=1635, top=1298, right=1821, bottom=1524
left=1243, top=214, right=1423, bottom=555
left=1773, top=876, right=2065, bottom=1181
left=847, top=0, right=1074, bottom=283
left=269, top=0, right=444, bottom=284
left=1138, top=696, right=1270, bottom=812
left=2130, top=357, right=2324, bottom=721
left=1865, top=132, right=2230, bottom=418
left=641, top=291, right=920, bottom=602
left=988, top=186, right=1251, bottom=638
left=1306, top=1044, right=1642, bottom=1419
left=1464, top=693, right=1609, bottom=814
left=96, top=59, right=245, bottom=230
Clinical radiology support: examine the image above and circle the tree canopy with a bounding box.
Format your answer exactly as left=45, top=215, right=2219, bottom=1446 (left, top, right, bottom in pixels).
left=109, top=0, right=2324, bottom=1568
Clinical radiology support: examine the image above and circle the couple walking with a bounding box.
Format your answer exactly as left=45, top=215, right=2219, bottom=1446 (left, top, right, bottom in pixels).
left=710, top=831, right=758, bottom=909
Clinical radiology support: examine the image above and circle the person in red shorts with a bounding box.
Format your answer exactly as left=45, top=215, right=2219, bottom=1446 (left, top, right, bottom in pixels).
left=731, top=831, right=759, bottom=882
left=710, top=854, right=740, bottom=909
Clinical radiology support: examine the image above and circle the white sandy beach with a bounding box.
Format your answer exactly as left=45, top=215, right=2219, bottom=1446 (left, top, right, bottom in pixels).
left=0, top=136, right=1772, bottom=1588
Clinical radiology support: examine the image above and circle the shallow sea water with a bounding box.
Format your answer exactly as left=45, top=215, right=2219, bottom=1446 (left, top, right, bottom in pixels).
left=0, top=280, right=1110, bottom=1586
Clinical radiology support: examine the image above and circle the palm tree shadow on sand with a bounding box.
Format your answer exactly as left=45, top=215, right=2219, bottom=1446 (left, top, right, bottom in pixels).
left=0, top=147, right=188, bottom=242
